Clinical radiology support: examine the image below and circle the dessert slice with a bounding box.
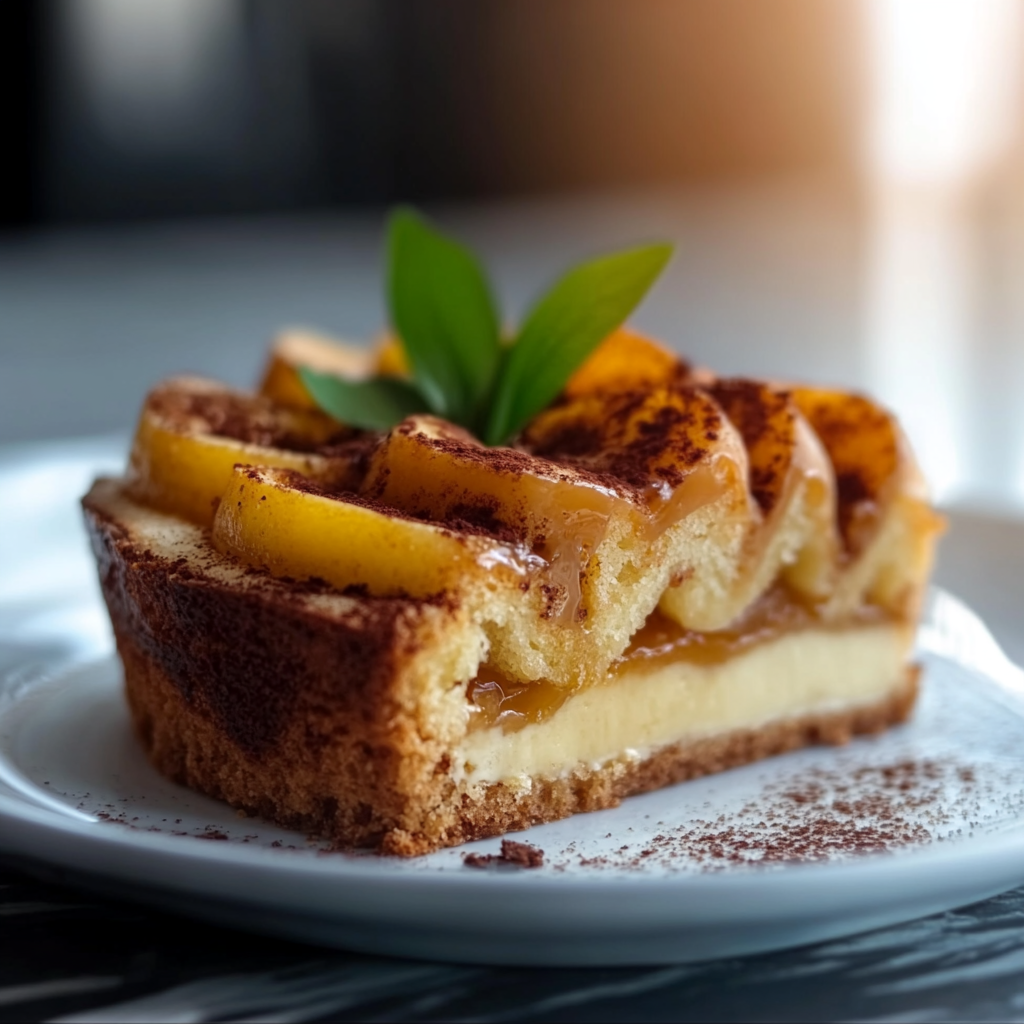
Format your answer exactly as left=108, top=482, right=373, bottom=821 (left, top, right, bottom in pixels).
left=82, top=212, right=941, bottom=855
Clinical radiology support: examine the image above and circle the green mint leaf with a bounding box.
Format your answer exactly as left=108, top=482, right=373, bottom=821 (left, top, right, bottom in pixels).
left=387, top=208, right=501, bottom=423
left=299, top=367, right=428, bottom=432
left=484, top=242, right=673, bottom=445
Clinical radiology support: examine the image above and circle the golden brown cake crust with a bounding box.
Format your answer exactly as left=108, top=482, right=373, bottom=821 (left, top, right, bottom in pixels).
left=120, top=625, right=919, bottom=860
left=84, top=490, right=467, bottom=850
left=85, top=486, right=919, bottom=858
left=123, top=632, right=917, bottom=856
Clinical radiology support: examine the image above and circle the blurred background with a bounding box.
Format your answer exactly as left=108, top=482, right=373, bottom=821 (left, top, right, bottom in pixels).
left=2, top=0, right=1024, bottom=514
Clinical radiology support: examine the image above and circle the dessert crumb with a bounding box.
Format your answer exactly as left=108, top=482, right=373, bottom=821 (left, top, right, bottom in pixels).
left=464, top=839, right=545, bottom=869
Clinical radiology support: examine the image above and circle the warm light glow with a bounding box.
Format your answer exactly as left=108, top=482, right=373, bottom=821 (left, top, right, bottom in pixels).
left=867, top=0, right=1021, bottom=183
left=863, top=194, right=972, bottom=502
left=864, top=0, right=1024, bottom=504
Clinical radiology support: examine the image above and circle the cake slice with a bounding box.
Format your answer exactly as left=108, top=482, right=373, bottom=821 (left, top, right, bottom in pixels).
left=82, top=335, right=938, bottom=856
left=82, top=214, right=941, bottom=855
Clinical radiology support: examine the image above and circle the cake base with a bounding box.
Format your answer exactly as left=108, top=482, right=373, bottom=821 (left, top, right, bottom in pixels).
left=121, top=631, right=918, bottom=856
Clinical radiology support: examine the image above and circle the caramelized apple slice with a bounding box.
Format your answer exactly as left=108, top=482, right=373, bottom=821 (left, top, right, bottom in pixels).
left=522, top=384, right=749, bottom=532
left=365, top=395, right=746, bottom=622
left=362, top=415, right=630, bottom=565
left=213, top=465, right=521, bottom=598
left=711, top=380, right=838, bottom=593
left=127, top=378, right=362, bottom=526
left=522, top=386, right=761, bottom=635
left=791, top=387, right=943, bottom=618
left=629, top=381, right=833, bottom=631
left=563, top=327, right=689, bottom=399
left=791, top=388, right=902, bottom=556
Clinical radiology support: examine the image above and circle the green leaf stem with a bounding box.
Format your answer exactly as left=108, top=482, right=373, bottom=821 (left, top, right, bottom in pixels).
left=298, top=368, right=428, bottom=432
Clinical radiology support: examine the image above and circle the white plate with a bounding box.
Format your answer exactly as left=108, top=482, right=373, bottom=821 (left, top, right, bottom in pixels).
left=5, top=440, right=1024, bottom=966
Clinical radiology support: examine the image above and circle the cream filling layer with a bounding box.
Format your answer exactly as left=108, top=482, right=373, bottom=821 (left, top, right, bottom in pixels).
left=457, top=622, right=914, bottom=787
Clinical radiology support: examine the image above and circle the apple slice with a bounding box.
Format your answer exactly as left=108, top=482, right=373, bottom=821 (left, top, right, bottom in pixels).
left=213, top=465, right=521, bottom=599
left=127, top=378, right=361, bottom=526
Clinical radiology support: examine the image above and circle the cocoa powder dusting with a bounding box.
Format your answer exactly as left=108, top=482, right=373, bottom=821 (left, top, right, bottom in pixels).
left=93, top=806, right=250, bottom=843
left=521, top=386, right=716, bottom=501
left=708, top=379, right=793, bottom=514
left=149, top=386, right=356, bottom=452
left=549, top=758, right=979, bottom=872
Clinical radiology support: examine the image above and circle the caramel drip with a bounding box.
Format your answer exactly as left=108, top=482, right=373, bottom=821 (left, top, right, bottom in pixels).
left=541, top=508, right=608, bottom=624
left=617, top=588, right=817, bottom=672
left=465, top=588, right=894, bottom=734
left=466, top=673, right=572, bottom=735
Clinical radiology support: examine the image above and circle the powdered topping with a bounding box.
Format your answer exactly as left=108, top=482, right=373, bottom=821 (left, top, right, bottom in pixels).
left=264, top=468, right=443, bottom=530
left=709, top=379, right=794, bottom=515
left=148, top=378, right=356, bottom=452
left=385, top=415, right=637, bottom=503
left=545, top=758, right=986, bottom=873
left=521, top=386, right=722, bottom=502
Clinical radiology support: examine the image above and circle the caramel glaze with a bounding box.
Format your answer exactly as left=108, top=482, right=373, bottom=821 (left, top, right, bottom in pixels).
left=466, top=586, right=895, bottom=734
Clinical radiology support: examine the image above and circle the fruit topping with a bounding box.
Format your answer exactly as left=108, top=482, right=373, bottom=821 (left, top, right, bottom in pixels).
left=212, top=465, right=525, bottom=599
left=127, top=378, right=363, bottom=525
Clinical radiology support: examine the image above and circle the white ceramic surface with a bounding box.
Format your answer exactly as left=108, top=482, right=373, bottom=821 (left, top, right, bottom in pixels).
left=4, top=440, right=1024, bottom=966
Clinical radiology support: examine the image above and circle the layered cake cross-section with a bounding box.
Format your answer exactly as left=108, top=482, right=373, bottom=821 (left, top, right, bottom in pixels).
left=82, top=216, right=942, bottom=855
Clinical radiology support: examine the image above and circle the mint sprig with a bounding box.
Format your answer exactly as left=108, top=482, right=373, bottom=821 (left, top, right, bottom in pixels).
left=387, top=209, right=500, bottom=425
left=300, top=207, right=673, bottom=444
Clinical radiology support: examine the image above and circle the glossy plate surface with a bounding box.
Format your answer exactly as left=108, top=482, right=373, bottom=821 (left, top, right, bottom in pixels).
left=3, top=438, right=1024, bottom=966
